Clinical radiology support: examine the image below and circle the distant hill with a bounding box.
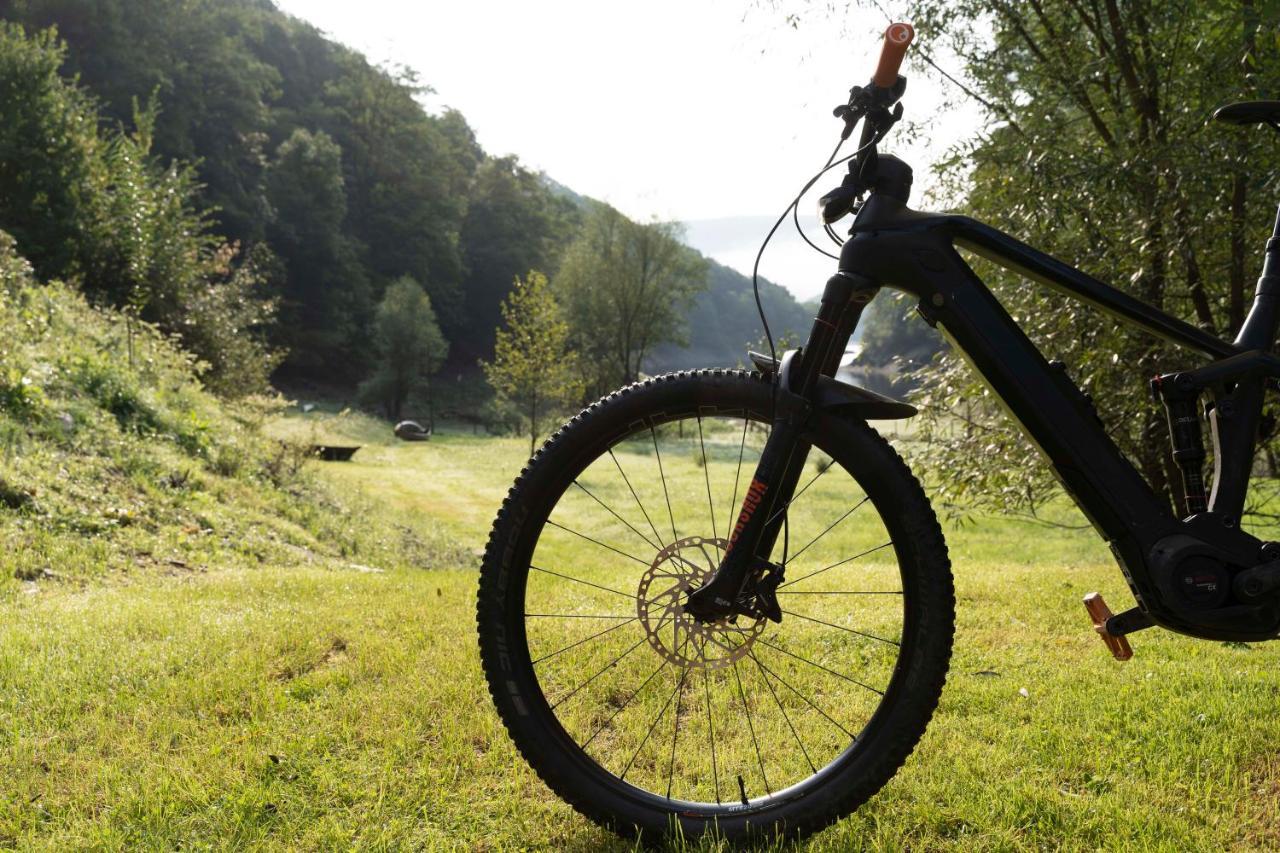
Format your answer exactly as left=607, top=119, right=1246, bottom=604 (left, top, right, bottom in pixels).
left=648, top=258, right=812, bottom=371
left=540, top=177, right=814, bottom=372
left=680, top=215, right=842, bottom=302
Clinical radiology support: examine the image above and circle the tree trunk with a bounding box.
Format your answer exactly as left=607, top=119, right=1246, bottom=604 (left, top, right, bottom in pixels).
left=1230, top=0, right=1261, bottom=336
left=425, top=377, right=435, bottom=432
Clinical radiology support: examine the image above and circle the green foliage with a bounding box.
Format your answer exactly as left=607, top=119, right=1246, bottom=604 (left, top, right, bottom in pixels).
left=5, top=423, right=1280, bottom=847
left=0, top=23, right=102, bottom=279
left=265, top=127, right=369, bottom=375
left=483, top=272, right=584, bottom=454
left=857, top=291, right=944, bottom=394
left=323, top=65, right=475, bottom=336
left=0, top=22, right=278, bottom=395
left=458, top=156, right=579, bottom=362
left=838, top=0, right=1280, bottom=515
left=5, top=0, right=279, bottom=242
left=358, top=277, right=449, bottom=422
left=0, top=226, right=448, bottom=593
left=0, top=2, right=818, bottom=391
left=555, top=204, right=709, bottom=394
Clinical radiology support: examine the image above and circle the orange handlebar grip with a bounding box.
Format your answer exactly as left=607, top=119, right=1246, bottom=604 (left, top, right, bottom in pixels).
left=872, top=22, right=915, bottom=89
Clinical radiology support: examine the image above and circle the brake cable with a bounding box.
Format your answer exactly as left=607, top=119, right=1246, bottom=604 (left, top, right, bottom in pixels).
left=749, top=121, right=890, bottom=369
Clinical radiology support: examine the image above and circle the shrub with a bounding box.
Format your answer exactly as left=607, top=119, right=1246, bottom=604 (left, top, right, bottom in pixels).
left=0, top=23, right=279, bottom=396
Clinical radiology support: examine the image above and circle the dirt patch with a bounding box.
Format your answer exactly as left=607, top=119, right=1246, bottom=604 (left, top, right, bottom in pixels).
left=271, top=636, right=348, bottom=681
left=1235, top=752, right=1280, bottom=850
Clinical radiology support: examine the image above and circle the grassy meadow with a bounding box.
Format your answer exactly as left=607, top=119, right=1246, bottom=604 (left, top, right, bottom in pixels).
left=3, top=406, right=1280, bottom=850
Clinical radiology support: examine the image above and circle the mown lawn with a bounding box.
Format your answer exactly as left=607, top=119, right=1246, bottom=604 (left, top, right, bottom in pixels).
left=3, top=412, right=1280, bottom=850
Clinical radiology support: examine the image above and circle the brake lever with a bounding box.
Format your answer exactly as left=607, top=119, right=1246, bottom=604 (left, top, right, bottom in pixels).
left=822, top=101, right=905, bottom=225
left=834, top=75, right=908, bottom=138
left=834, top=104, right=867, bottom=140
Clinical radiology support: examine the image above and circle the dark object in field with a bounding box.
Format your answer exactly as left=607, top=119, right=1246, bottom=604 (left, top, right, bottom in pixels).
left=394, top=420, right=431, bottom=441
left=310, top=445, right=360, bottom=461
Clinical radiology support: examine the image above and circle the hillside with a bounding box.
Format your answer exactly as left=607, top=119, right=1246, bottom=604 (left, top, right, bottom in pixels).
left=0, top=1, right=815, bottom=385
left=543, top=177, right=814, bottom=370
left=0, top=230, right=457, bottom=587
left=648, top=257, right=812, bottom=370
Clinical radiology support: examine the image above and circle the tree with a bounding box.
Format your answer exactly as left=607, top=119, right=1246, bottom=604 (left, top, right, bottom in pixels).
left=555, top=204, right=708, bottom=395
left=483, top=272, right=584, bottom=455
left=0, top=2, right=485, bottom=383
left=458, top=155, right=578, bottom=362
left=856, top=292, right=944, bottom=394
left=3, top=0, right=279, bottom=243
left=358, top=278, right=448, bottom=423
left=265, top=127, right=369, bottom=376
left=0, top=22, right=278, bottom=395
left=323, top=60, right=474, bottom=336
left=789, top=1, right=1280, bottom=516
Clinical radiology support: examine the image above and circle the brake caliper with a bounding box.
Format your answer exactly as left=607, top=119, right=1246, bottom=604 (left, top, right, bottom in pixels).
left=737, top=559, right=784, bottom=624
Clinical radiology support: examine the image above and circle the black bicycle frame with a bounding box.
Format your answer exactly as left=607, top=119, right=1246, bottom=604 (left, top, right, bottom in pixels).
left=689, top=180, right=1280, bottom=644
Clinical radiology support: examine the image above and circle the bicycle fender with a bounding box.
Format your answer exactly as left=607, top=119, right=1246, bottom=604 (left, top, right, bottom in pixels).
left=749, top=349, right=916, bottom=420
left=816, top=374, right=916, bottom=420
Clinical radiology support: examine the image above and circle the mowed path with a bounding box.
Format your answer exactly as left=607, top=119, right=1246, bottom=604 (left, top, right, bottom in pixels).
left=2, top=428, right=1279, bottom=850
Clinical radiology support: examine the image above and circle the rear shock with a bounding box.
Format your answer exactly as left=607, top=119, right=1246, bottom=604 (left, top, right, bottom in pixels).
left=1153, top=372, right=1208, bottom=516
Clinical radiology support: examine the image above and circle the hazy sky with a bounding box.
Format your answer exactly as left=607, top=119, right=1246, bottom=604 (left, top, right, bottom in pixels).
left=273, top=0, right=984, bottom=298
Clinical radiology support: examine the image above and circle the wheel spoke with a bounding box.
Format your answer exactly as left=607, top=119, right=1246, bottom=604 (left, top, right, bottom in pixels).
left=544, top=519, right=650, bottom=567
left=787, top=497, right=869, bottom=562
left=650, top=424, right=679, bottom=543
left=779, top=540, right=894, bottom=590
left=572, top=480, right=661, bottom=551
left=581, top=654, right=672, bottom=749
left=512, top=398, right=926, bottom=807
left=751, top=649, right=816, bottom=774
left=531, top=617, right=639, bottom=665
left=733, top=660, right=770, bottom=796
left=775, top=590, right=902, bottom=596
left=550, top=635, right=648, bottom=710
left=665, top=661, right=689, bottom=798
left=524, top=612, right=636, bottom=618
left=610, top=448, right=668, bottom=549
left=701, top=646, right=721, bottom=805
left=757, top=637, right=885, bottom=696
left=764, top=462, right=832, bottom=527
left=752, top=652, right=856, bottom=740
left=529, top=564, right=633, bottom=599
left=620, top=653, right=689, bottom=782
left=781, top=608, right=900, bottom=647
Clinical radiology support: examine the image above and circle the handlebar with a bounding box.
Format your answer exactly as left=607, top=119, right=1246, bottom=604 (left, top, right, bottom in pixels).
left=871, top=23, right=914, bottom=89
left=820, top=22, right=915, bottom=222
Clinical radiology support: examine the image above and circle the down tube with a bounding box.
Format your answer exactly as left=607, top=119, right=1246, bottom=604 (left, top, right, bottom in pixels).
left=915, top=252, right=1177, bottom=555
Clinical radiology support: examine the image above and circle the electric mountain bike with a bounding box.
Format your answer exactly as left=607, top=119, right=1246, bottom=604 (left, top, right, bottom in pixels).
left=477, top=22, right=1280, bottom=843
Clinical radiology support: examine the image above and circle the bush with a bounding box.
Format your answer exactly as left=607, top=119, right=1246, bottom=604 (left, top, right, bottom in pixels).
left=0, top=22, right=279, bottom=396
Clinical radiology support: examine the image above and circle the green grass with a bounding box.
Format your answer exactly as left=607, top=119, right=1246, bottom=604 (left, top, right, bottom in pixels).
left=4, top=401, right=1280, bottom=849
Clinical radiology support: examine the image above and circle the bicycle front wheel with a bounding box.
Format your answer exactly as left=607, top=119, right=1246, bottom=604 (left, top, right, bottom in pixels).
left=477, top=369, right=954, bottom=843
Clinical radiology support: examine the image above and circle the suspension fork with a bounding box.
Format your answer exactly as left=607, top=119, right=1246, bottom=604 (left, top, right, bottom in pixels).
left=685, top=272, right=880, bottom=620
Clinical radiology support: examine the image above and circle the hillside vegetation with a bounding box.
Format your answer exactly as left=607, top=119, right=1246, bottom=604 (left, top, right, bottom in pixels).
left=0, top=0, right=810, bottom=391
left=0, top=230, right=458, bottom=591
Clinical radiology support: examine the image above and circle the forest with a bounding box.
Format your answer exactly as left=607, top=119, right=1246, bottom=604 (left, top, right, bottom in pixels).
left=0, top=0, right=811, bottom=421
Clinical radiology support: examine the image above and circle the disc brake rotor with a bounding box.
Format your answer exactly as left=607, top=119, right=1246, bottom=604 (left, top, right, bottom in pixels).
left=635, top=536, right=766, bottom=670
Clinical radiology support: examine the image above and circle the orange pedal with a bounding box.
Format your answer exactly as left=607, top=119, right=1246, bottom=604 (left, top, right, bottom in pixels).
left=1083, top=592, right=1133, bottom=661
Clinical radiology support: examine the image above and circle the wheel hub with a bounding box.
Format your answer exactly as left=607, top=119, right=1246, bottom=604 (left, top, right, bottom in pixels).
left=635, top=536, right=766, bottom=670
